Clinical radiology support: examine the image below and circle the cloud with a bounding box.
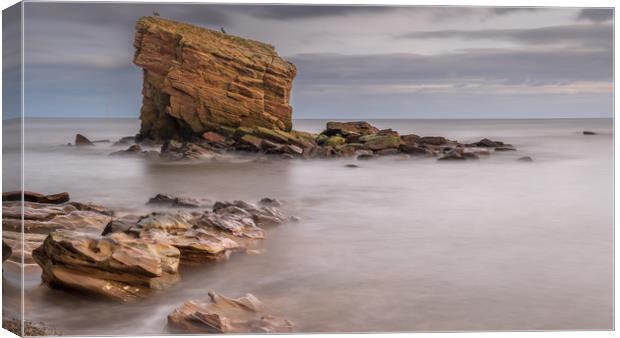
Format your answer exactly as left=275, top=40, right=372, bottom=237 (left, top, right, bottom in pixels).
left=577, top=8, right=613, bottom=22
left=238, top=5, right=393, bottom=20
left=289, top=48, right=612, bottom=92
left=487, top=7, right=541, bottom=15
left=398, top=24, right=612, bottom=49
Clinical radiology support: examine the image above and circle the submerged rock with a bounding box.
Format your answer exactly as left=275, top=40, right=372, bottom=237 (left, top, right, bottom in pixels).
left=168, top=292, right=295, bottom=333
left=517, top=156, right=534, bottom=162
left=109, top=144, right=143, bottom=156
left=147, top=193, right=211, bottom=208
left=113, top=136, right=136, bottom=146
left=583, top=131, right=597, bottom=135
left=32, top=231, right=181, bottom=302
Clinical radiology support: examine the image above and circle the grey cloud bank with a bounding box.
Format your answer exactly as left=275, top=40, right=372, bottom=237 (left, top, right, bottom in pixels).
left=17, top=4, right=613, bottom=119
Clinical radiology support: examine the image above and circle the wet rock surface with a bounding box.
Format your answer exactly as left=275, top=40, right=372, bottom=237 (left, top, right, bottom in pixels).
left=2, top=193, right=113, bottom=264
left=168, top=292, right=295, bottom=333
left=32, top=231, right=181, bottom=302
left=10, top=192, right=291, bottom=301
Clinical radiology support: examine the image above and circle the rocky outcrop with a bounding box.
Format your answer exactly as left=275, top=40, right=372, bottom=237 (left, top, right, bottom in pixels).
left=75, top=134, right=94, bottom=146
left=168, top=292, right=295, bottom=333
left=147, top=193, right=211, bottom=208
left=3, top=191, right=69, bottom=204
left=32, top=231, right=181, bottom=302
left=2, top=195, right=113, bottom=264
left=133, top=16, right=296, bottom=141
left=22, top=192, right=291, bottom=299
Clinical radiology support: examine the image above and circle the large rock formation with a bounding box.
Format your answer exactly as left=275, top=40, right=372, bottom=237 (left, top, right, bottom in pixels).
left=133, top=16, right=297, bottom=141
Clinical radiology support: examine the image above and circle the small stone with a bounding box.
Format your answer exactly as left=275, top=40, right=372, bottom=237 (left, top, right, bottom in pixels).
left=344, top=164, right=359, bottom=168
left=517, top=156, right=534, bottom=162
left=583, top=131, right=597, bottom=135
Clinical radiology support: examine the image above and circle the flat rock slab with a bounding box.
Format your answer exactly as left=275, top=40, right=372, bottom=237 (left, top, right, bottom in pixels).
left=168, top=292, right=295, bottom=333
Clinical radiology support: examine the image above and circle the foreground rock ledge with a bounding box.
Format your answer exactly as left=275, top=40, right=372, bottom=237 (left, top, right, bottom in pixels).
left=32, top=231, right=181, bottom=302
left=16, top=192, right=290, bottom=301
left=134, top=16, right=297, bottom=141
left=168, top=292, right=295, bottom=333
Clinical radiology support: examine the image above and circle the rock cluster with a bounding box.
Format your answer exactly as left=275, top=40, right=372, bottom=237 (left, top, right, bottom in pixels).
left=133, top=120, right=515, bottom=161
left=2, top=192, right=113, bottom=264
left=168, top=292, right=295, bottom=333
left=11, top=192, right=289, bottom=302
left=133, top=16, right=296, bottom=142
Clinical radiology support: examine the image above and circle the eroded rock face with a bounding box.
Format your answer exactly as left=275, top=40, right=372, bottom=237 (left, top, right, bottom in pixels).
left=168, top=292, right=295, bottom=333
left=2, top=198, right=113, bottom=264
left=133, top=16, right=297, bottom=141
left=32, top=231, right=181, bottom=302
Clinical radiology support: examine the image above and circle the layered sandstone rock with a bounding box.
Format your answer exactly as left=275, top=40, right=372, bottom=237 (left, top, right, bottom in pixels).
left=32, top=231, right=181, bottom=302
left=2, top=194, right=113, bottom=264
left=133, top=16, right=297, bottom=141
left=168, top=292, right=295, bottom=333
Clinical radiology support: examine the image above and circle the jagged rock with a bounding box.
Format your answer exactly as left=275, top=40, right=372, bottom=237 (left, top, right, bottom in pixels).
left=160, top=140, right=219, bottom=161
left=131, top=213, right=244, bottom=262
left=32, top=231, right=181, bottom=302
left=113, top=136, right=136, bottom=146
left=359, top=134, right=401, bottom=151
left=147, top=193, right=211, bottom=208
left=3, top=201, right=112, bottom=234
left=3, top=191, right=70, bottom=204
left=400, top=134, right=420, bottom=145
left=259, top=198, right=282, bottom=207
left=2, top=198, right=113, bottom=263
left=133, top=16, right=296, bottom=141
left=212, top=200, right=286, bottom=227
left=323, top=121, right=379, bottom=136
left=202, top=132, right=229, bottom=147
left=168, top=292, right=295, bottom=333
left=74, top=134, right=94, bottom=146
left=399, top=144, right=432, bottom=156
left=469, top=138, right=506, bottom=147
left=583, top=131, right=596, bottom=135
left=101, top=215, right=142, bottom=236
left=438, top=148, right=479, bottom=161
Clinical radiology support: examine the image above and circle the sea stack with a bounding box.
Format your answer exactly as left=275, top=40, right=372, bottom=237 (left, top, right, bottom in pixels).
left=133, top=16, right=297, bottom=141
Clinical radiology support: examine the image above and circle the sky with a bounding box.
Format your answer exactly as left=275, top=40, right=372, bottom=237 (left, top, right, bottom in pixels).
left=6, top=3, right=615, bottom=119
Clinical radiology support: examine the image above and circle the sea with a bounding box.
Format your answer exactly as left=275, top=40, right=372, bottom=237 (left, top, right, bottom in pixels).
left=2, top=117, right=614, bottom=333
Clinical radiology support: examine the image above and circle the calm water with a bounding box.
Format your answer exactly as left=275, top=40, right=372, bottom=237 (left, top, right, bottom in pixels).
left=3, top=118, right=614, bottom=333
